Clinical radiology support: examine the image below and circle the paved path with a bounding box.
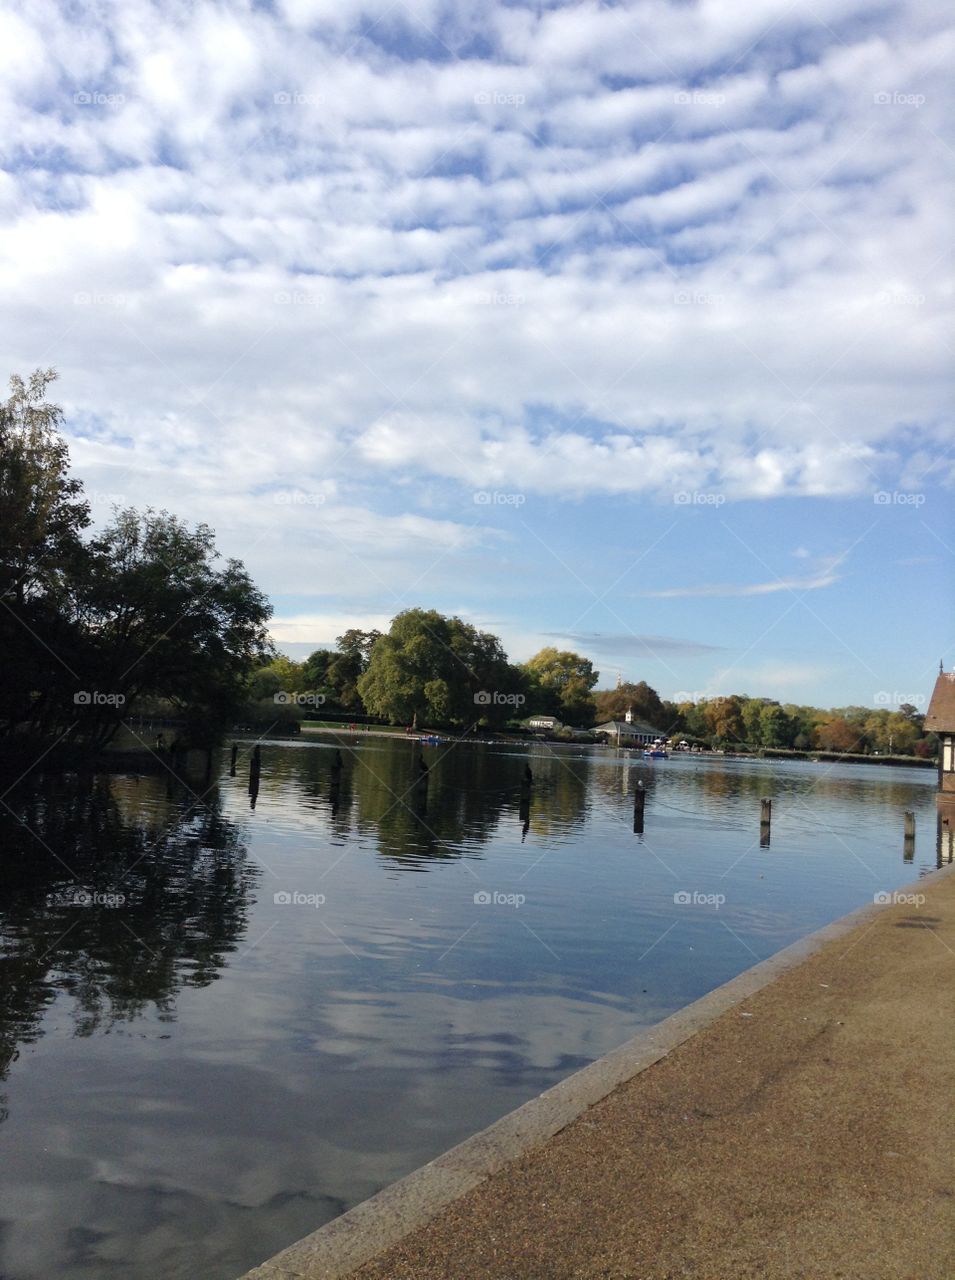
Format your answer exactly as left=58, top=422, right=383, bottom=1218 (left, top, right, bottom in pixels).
left=244, top=867, right=955, bottom=1280
left=356, top=873, right=955, bottom=1280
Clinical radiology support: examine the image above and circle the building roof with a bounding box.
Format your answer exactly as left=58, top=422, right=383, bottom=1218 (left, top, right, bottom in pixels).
left=594, top=719, right=660, bottom=736
left=925, top=672, right=955, bottom=732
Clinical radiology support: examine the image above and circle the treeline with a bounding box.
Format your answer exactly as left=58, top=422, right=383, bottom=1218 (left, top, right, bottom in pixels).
left=263, top=640, right=935, bottom=758
left=1, top=371, right=272, bottom=751
left=248, top=612, right=600, bottom=731
left=665, top=694, right=934, bottom=757
left=595, top=683, right=934, bottom=757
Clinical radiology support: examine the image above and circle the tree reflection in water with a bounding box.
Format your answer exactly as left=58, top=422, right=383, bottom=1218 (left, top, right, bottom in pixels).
left=0, top=770, right=258, bottom=1119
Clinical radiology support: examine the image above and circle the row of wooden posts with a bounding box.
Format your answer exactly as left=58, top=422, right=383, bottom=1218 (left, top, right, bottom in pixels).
left=632, top=782, right=918, bottom=852
left=231, top=747, right=919, bottom=851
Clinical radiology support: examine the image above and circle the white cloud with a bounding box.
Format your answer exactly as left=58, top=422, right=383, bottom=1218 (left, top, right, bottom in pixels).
left=0, top=0, right=950, bottom=615
left=646, top=553, right=844, bottom=598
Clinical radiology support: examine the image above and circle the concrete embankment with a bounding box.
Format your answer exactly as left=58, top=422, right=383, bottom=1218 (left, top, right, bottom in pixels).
left=240, top=864, right=955, bottom=1280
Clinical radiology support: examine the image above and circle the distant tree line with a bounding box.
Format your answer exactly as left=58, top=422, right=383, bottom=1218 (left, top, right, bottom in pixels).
left=248, top=617, right=601, bottom=732
left=262, top=645, right=937, bottom=757
left=596, top=684, right=934, bottom=758
left=659, top=693, right=934, bottom=757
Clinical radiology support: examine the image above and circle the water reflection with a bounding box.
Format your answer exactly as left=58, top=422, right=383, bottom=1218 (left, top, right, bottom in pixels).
left=0, top=771, right=257, bottom=1112
left=0, top=740, right=940, bottom=1280
left=938, top=806, right=955, bottom=867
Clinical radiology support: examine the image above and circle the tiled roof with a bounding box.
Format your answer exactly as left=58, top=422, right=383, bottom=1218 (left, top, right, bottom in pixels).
left=925, top=673, right=955, bottom=732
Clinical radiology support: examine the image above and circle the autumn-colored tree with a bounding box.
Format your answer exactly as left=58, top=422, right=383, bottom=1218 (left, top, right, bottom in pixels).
left=815, top=717, right=860, bottom=752
left=593, top=680, right=665, bottom=727
left=702, top=695, right=745, bottom=745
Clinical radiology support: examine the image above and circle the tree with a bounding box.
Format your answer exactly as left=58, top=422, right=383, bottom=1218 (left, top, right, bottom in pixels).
left=0, top=369, right=275, bottom=752
left=740, top=697, right=765, bottom=746
left=326, top=628, right=382, bottom=709
left=593, top=680, right=665, bottom=727
left=73, top=508, right=272, bottom=746
left=884, top=710, right=920, bottom=755
left=0, top=369, right=89, bottom=605
left=249, top=655, right=305, bottom=701
left=702, top=695, right=745, bottom=746
left=0, top=370, right=91, bottom=737
left=815, top=717, right=860, bottom=753
left=758, top=702, right=793, bottom=748
left=659, top=699, right=686, bottom=736
left=785, top=704, right=821, bottom=751
left=358, top=609, right=519, bottom=727
left=522, top=647, right=599, bottom=726
left=302, top=647, right=333, bottom=690
left=680, top=699, right=710, bottom=740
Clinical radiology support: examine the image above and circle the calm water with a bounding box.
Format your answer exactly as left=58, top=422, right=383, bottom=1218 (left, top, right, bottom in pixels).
left=0, top=736, right=942, bottom=1279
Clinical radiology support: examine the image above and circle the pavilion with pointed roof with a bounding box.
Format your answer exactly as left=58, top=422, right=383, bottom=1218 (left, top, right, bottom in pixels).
left=925, top=664, right=955, bottom=798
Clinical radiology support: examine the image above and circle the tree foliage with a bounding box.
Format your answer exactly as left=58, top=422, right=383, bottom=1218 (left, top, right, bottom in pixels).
left=522, top=647, right=599, bottom=725
left=587, top=682, right=936, bottom=756
left=593, top=680, right=665, bottom=727
left=0, top=371, right=272, bottom=748
left=358, top=609, right=521, bottom=727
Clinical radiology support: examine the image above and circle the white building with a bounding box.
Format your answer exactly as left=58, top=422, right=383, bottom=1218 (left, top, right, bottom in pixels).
left=593, top=712, right=660, bottom=745
left=524, top=714, right=563, bottom=732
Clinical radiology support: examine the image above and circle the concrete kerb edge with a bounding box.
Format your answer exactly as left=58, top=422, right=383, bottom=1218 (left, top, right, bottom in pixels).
left=238, top=861, right=955, bottom=1280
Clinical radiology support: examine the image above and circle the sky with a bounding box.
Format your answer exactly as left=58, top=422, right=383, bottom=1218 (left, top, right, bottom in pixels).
left=2, top=0, right=952, bottom=710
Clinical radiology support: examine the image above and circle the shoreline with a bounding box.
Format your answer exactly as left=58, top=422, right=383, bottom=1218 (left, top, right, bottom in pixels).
left=239, top=860, right=955, bottom=1280
left=0, top=728, right=935, bottom=779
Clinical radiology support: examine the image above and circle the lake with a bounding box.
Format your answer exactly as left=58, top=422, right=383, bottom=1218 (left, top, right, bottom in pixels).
left=0, top=735, right=942, bottom=1279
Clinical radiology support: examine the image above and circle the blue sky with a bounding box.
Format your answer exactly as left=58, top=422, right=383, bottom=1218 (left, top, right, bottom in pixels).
left=2, top=0, right=952, bottom=708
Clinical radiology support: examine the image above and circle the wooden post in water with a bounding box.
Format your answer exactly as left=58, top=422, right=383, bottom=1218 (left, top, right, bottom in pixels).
left=230, top=743, right=238, bottom=776
left=633, top=781, right=645, bottom=834
left=903, top=810, right=915, bottom=861
left=760, top=798, right=772, bottom=847
left=249, top=744, right=261, bottom=794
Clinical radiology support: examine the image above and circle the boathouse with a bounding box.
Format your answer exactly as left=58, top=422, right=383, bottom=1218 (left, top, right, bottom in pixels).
left=925, top=666, right=955, bottom=797
left=593, top=713, right=660, bottom=746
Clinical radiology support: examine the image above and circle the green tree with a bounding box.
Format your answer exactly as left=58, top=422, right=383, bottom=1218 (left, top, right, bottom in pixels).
left=740, top=697, right=765, bottom=746
left=659, top=699, right=686, bottom=736
left=884, top=710, right=920, bottom=755
left=758, top=702, right=793, bottom=748
left=0, top=370, right=90, bottom=737
left=785, top=704, right=820, bottom=751
left=681, top=699, right=709, bottom=740
left=74, top=508, right=272, bottom=746
left=326, top=628, right=382, bottom=709
left=302, top=647, right=333, bottom=689
left=522, top=647, right=599, bottom=726
left=358, top=609, right=518, bottom=727
left=248, top=655, right=305, bottom=701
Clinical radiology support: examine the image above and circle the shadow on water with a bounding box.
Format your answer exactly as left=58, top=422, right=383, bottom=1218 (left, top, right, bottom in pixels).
left=0, top=768, right=258, bottom=1118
